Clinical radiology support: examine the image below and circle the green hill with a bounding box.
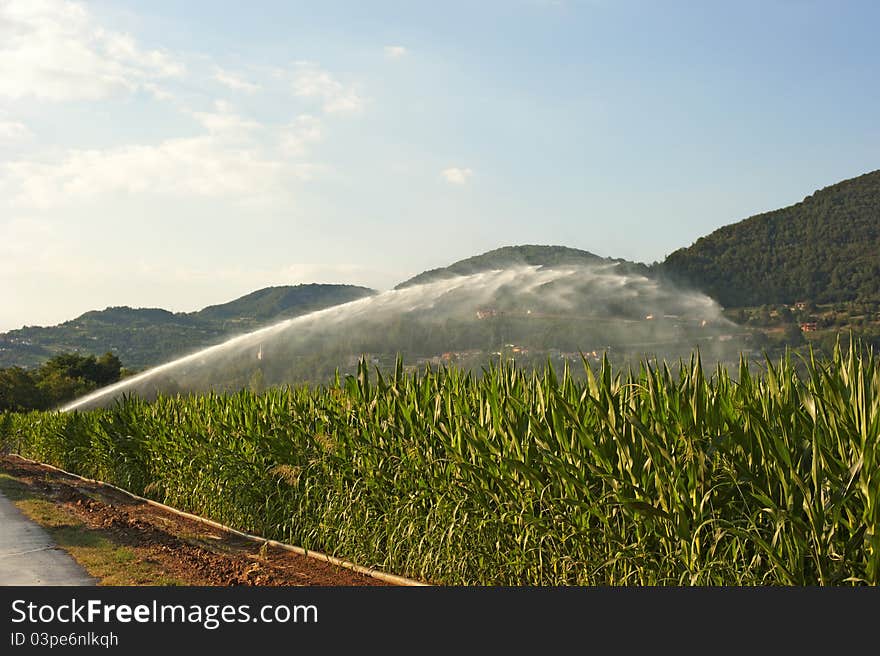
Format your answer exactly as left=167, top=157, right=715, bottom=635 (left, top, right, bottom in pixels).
left=395, top=244, right=649, bottom=289
left=195, top=284, right=373, bottom=323
left=660, top=170, right=880, bottom=308
left=0, top=284, right=375, bottom=370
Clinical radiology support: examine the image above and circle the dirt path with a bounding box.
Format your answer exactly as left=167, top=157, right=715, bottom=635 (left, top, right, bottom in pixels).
left=0, top=455, right=391, bottom=586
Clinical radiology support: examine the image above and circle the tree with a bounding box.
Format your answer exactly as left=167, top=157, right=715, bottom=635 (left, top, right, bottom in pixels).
left=781, top=324, right=805, bottom=346
left=94, top=352, right=122, bottom=386
left=40, top=353, right=97, bottom=380
left=0, top=367, right=46, bottom=412
left=36, top=370, right=95, bottom=408
left=0, top=351, right=127, bottom=412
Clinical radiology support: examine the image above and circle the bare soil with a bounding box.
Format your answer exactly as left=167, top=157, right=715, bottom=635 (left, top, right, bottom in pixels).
left=0, top=454, right=392, bottom=586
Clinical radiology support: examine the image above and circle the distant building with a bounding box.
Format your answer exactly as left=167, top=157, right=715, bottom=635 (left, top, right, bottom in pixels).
left=476, top=308, right=498, bottom=320
left=799, top=322, right=818, bottom=332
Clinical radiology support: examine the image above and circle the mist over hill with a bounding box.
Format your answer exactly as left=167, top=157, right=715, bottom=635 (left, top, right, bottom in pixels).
left=396, top=245, right=649, bottom=289
left=66, top=264, right=745, bottom=410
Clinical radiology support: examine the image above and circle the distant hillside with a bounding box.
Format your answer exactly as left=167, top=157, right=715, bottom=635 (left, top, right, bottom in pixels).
left=660, top=170, right=880, bottom=308
left=396, top=245, right=649, bottom=289
left=0, top=284, right=375, bottom=370
left=195, top=284, right=373, bottom=323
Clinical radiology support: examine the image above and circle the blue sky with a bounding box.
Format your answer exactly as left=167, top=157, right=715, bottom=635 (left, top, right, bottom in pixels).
left=1, top=0, right=878, bottom=331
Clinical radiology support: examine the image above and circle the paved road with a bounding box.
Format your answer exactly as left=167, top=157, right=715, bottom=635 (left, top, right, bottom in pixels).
left=0, top=489, right=96, bottom=585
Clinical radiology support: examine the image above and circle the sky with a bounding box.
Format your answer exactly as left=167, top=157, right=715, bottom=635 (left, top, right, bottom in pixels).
left=1, top=0, right=878, bottom=332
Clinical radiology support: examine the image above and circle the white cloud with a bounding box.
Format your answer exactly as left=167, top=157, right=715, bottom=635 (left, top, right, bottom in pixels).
left=0, top=0, right=184, bottom=101
left=291, top=62, right=364, bottom=114
left=280, top=114, right=322, bottom=156
left=0, top=120, right=31, bottom=141
left=190, top=100, right=262, bottom=137
left=3, top=136, right=292, bottom=208
left=384, top=45, right=407, bottom=59
left=213, top=68, right=260, bottom=93
left=442, top=167, right=473, bottom=184
left=0, top=1, right=366, bottom=211
left=142, top=83, right=174, bottom=102
left=0, top=96, right=336, bottom=209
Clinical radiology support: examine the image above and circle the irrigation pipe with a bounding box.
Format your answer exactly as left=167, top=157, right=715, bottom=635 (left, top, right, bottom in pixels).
left=7, top=453, right=429, bottom=587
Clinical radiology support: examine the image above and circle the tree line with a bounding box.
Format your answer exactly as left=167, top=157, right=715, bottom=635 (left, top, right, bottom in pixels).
left=0, top=352, right=123, bottom=412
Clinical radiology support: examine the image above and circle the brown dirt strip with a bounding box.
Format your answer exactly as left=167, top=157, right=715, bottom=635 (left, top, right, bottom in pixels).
left=0, top=454, right=391, bottom=586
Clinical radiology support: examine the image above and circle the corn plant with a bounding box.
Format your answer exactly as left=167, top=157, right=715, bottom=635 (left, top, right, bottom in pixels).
left=1, top=342, right=877, bottom=585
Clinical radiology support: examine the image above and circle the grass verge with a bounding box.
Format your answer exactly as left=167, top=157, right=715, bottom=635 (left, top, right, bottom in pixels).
left=0, top=472, right=185, bottom=585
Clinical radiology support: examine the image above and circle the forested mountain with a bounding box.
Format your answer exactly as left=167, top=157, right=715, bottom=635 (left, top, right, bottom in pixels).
left=0, top=284, right=375, bottom=370
left=395, top=245, right=649, bottom=289
left=660, top=170, right=880, bottom=308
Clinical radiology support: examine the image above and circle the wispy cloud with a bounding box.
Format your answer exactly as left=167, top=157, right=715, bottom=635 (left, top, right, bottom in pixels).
left=3, top=137, right=288, bottom=209
left=0, top=120, right=32, bottom=141
left=442, top=167, right=473, bottom=184
left=280, top=114, right=323, bottom=156
left=190, top=100, right=262, bottom=137
left=213, top=68, right=260, bottom=93
left=384, top=45, right=407, bottom=59
left=0, top=0, right=368, bottom=213
left=0, top=91, right=341, bottom=209
left=291, top=62, right=364, bottom=114
left=0, top=0, right=184, bottom=101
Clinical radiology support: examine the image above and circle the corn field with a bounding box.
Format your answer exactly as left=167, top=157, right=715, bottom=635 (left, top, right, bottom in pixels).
left=1, top=344, right=878, bottom=585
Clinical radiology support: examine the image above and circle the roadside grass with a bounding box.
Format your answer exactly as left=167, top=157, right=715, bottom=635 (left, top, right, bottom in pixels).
left=0, top=472, right=185, bottom=586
